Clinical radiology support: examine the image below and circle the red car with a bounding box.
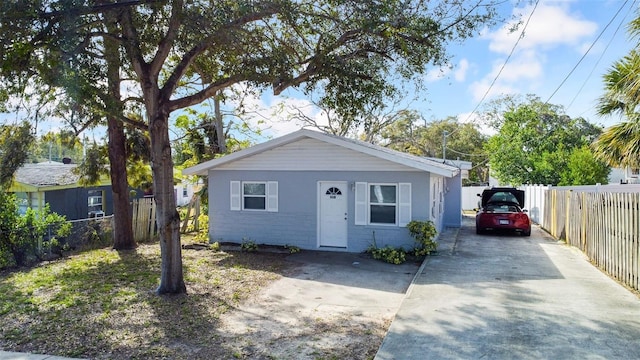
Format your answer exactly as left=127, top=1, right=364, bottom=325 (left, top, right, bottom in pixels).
left=476, top=187, right=531, bottom=236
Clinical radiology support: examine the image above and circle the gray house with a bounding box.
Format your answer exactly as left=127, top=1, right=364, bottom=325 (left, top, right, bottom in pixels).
left=183, top=129, right=463, bottom=252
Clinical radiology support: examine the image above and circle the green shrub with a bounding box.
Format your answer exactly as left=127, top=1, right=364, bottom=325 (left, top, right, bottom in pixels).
left=241, top=238, right=258, bottom=252
left=367, top=245, right=406, bottom=265
left=0, top=192, right=71, bottom=268
left=209, top=241, right=220, bottom=251
left=407, top=220, right=437, bottom=256
left=194, top=214, right=209, bottom=243
left=284, top=244, right=300, bottom=254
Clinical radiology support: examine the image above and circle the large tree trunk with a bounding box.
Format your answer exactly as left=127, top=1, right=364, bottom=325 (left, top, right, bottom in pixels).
left=107, top=118, right=135, bottom=250
left=104, top=10, right=135, bottom=250
left=150, top=108, right=186, bottom=294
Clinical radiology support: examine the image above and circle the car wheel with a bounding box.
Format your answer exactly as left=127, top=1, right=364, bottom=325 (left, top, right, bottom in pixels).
left=523, top=229, right=531, bottom=236
left=476, top=227, right=484, bottom=235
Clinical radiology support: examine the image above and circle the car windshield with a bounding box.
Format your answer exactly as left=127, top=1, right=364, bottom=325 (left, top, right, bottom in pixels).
left=487, top=192, right=519, bottom=204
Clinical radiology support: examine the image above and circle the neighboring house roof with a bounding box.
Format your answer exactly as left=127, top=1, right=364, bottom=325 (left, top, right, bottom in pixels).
left=15, top=162, right=80, bottom=187
left=9, top=162, right=109, bottom=192
left=425, top=157, right=473, bottom=171
left=183, top=129, right=460, bottom=177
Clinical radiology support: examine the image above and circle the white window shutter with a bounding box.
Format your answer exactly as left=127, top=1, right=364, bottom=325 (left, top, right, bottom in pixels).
left=230, top=181, right=241, bottom=211
left=355, top=182, right=367, bottom=225
left=267, top=181, right=278, bottom=212
left=398, top=183, right=412, bottom=227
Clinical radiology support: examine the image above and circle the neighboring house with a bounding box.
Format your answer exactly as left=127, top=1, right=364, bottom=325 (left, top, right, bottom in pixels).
left=426, top=157, right=472, bottom=181
left=183, top=129, right=463, bottom=253
left=610, top=166, right=640, bottom=184
left=8, top=161, right=115, bottom=220
left=174, top=178, right=201, bottom=207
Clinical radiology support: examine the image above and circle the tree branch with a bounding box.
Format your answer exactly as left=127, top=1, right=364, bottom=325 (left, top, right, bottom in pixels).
left=168, top=74, right=248, bottom=111
left=162, top=2, right=283, bottom=99
left=150, top=0, right=183, bottom=77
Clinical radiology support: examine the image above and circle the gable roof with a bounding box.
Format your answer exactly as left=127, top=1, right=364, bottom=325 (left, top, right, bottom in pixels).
left=9, top=161, right=110, bottom=192
left=183, top=129, right=460, bottom=177
left=14, top=162, right=80, bottom=187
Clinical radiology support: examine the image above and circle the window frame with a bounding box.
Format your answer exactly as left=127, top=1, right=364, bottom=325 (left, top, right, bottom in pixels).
left=368, top=183, right=398, bottom=226
left=355, top=182, right=411, bottom=227
left=230, top=180, right=278, bottom=212
left=242, top=181, right=268, bottom=211
left=87, top=189, right=104, bottom=215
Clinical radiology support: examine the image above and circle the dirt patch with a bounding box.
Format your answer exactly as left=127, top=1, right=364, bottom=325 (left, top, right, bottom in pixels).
left=0, top=240, right=415, bottom=359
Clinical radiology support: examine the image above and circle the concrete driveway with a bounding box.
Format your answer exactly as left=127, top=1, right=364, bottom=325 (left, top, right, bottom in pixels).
left=377, top=216, right=640, bottom=360
left=217, top=249, right=421, bottom=359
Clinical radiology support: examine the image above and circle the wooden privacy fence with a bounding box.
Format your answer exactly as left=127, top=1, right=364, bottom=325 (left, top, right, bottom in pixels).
left=132, top=197, right=157, bottom=242
left=181, top=195, right=201, bottom=233
left=543, top=190, right=640, bottom=292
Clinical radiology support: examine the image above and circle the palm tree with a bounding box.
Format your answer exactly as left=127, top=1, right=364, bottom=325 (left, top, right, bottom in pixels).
left=593, top=12, right=640, bottom=168
left=592, top=119, right=640, bottom=168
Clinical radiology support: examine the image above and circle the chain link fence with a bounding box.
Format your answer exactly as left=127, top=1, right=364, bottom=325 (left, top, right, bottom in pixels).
left=0, top=216, right=114, bottom=270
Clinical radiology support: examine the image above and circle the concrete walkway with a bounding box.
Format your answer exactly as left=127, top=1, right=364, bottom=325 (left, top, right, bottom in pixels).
left=376, top=216, right=640, bottom=360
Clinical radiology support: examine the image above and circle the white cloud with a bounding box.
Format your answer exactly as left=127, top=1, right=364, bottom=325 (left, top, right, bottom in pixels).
left=227, top=89, right=325, bottom=139
left=468, top=51, right=544, bottom=103
left=469, top=2, right=594, bottom=106
left=425, top=59, right=470, bottom=83
left=486, top=2, right=598, bottom=55
left=455, top=59, right=470, bottom=82
left=425, top=64, right=453, bottom=82
left=468, top=78, right=517, bottom=104
left=457, top=111, right=496, bottom=136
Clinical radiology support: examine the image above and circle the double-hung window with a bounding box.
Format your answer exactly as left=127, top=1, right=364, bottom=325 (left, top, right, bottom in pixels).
left=369, top=184, right=397, bottom=224
left=355, top=182, right=411, bottom=227
left=243, top=182, right=267, bottom=210
left=230, top=181, right=278, bottom=212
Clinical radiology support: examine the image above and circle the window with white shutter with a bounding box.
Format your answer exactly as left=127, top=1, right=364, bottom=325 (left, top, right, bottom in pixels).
left=231, top=181, right=278, bottom=212
left=230, top=181, right=241, bottom=211
left=354, top=182, right=412, bottom=227
left=398, top=183, right=411, bottom=227
left=267, top=181, right=278, bottom=212
left=354, top=182, right=367, bottom=225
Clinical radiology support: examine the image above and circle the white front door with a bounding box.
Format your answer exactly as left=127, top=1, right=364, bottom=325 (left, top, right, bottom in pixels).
left=318, top=181, right=348, bottom=248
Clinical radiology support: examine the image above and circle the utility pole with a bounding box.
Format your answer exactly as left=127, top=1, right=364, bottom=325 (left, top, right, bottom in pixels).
left=442, top=130, right=448, bottom=162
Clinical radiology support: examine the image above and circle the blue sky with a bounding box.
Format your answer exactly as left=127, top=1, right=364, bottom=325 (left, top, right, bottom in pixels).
left=3, top=1, right=636, bottom=142
left=256, top=0, right=638, bottom=138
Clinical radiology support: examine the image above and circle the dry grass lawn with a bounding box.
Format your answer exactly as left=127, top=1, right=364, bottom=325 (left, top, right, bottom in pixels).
left=0, top=238, right=388, bottom=359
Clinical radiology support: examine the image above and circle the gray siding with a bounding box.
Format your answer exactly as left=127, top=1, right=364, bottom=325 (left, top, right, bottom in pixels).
left=209, top=170, right=432, bottom=252
left=217, top=138, right=422, bottom=172
left=46, top=186, right=114, bottom=220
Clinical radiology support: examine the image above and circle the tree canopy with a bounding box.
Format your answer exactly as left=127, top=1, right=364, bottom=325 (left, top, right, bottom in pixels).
left=1, top=0, right=508, bottom=294
left=0, top=122, right=34, bottom=188
left=381, top=114, right=489, bottom=183
left=593, top=9, right=640, bottom=169
left=485, top=97, right=609, bottom=186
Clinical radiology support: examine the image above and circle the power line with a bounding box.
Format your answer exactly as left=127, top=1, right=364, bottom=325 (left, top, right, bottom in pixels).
left=544, top=0, right=631, bottom=104
left=566, top=0, right=636, bottom=112
left=450, top=0, right=540, bottom=138
left=446, top=147, right=487, bottom=158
